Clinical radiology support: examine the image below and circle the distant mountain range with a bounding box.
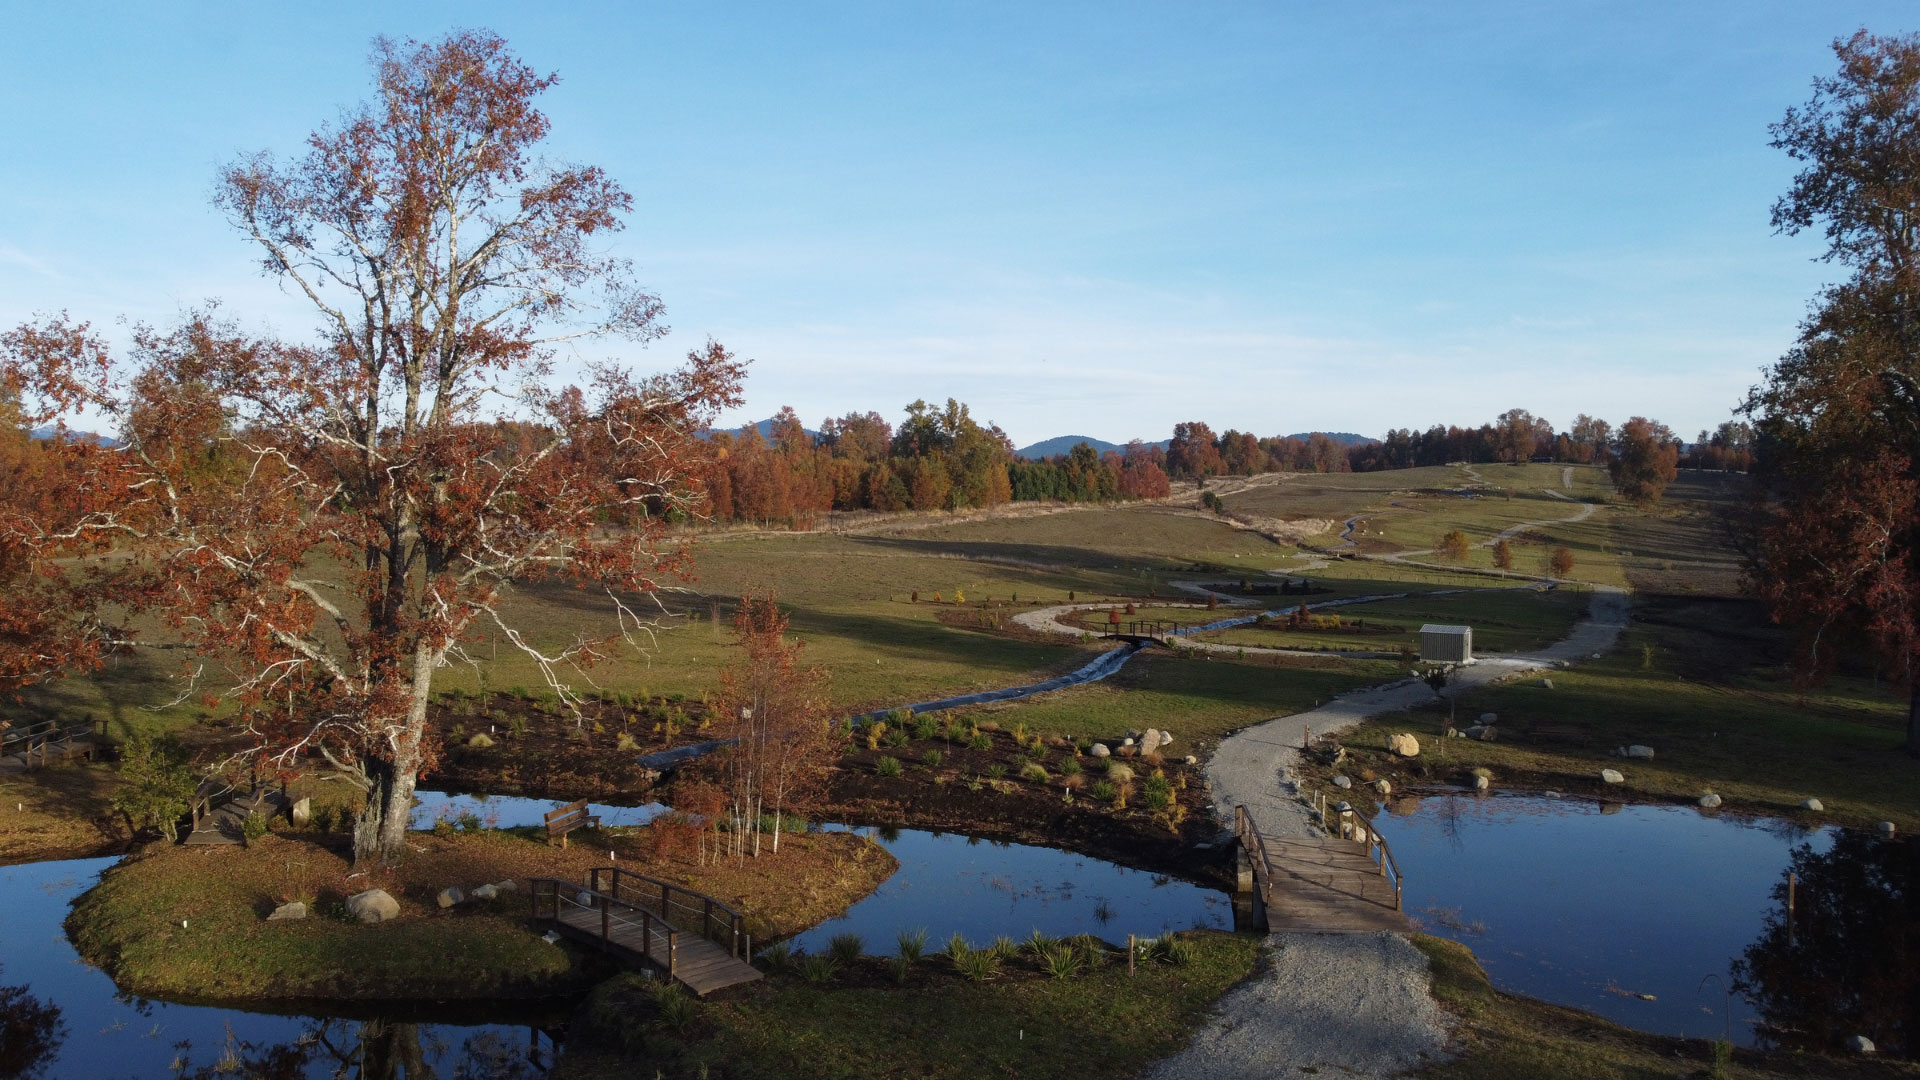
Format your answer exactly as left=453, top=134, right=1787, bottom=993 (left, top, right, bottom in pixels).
left=1013, top=431, right=1376, bottom=460
left=29, top=425, right=119, bottom=447
left=713, top=418, right=822, bottom=442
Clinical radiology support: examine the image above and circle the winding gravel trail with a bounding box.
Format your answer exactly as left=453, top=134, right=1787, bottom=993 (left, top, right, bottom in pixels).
left=1145, top=584, right=1630, bottom=1078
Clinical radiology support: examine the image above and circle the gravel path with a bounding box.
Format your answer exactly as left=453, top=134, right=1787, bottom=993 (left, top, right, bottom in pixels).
left=1142, top=932, right=1454, bottom=1080
left=1147, top=584, right=1630, bottom=1078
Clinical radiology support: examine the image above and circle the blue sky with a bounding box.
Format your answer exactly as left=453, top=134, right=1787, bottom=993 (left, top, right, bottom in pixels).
left=2, top=2, right=1910, bottom=446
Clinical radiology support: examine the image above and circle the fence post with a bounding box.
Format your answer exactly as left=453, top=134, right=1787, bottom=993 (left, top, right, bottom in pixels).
left=601, top=895, right=610, bottom=942
left=1128, top=934, right=1136, bottom=977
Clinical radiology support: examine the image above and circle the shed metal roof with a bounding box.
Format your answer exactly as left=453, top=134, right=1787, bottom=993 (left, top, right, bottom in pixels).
left=1420, top=624, right=1472, bottom=634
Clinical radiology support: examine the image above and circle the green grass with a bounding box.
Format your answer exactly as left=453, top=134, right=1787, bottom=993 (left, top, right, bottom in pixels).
left=1342, top=597, right=1919, bottom=827
left=973, top=652, right=1402, bottom=746
left=562, top=930, right=1261, bottom=1080
left=1193, top=586, right=1589, bottom=654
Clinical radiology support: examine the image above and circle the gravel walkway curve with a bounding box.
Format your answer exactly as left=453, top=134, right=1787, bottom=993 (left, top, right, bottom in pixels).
left=1146, top=584, right=1630, bottom=1078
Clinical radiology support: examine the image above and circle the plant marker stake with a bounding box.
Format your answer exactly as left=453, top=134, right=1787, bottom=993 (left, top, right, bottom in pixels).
left=1128, top=934, right=1136, bottom=977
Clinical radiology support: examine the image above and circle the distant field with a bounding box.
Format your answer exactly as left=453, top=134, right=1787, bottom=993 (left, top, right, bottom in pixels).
left=0, top=463, right=1842, bottom=780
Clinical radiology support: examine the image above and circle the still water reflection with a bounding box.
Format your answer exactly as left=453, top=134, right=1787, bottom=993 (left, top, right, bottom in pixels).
left=1368, top=793, right=1836, bottom=1046
left=0, top=858, right=561, bottom=1079
left=789, top=826, right=1230, bottom=955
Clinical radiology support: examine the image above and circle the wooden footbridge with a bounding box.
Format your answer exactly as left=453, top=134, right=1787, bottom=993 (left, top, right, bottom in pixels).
left=529, top=868, right=762, bottom=996
left=1099, top=618, right=1192, bottom=646
left=1234, top=805, right=1408, bottom=934
left=0, top=717, right=104, bottom=773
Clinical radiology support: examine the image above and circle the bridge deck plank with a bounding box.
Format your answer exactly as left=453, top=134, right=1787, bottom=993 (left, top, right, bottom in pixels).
left=552, top=905, right=761, bottom=996
left=1259, top=835, right=1408, bottom=934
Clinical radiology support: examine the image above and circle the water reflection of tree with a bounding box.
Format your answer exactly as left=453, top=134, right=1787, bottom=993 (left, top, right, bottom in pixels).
left=0, top=964, right=65, bottom=1080
left=1732, top=833, right=1918, bottom=1057
left=167, top=1018, right=552, bottom=1080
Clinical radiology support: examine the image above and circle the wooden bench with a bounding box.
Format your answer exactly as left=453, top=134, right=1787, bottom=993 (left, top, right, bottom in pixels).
left=545, top=798, right=600, bottom=847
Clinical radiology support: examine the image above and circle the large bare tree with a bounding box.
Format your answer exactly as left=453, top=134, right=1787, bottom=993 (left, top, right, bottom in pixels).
left=1, top=31, right=743, bottom=863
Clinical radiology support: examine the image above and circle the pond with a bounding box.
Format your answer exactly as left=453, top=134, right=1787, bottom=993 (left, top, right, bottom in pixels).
left=409, top=789, right=670, bottom=831
left=787, top=825, right=1232, bottom=956
left=0, top=857, right=562, bottom=1080
left=1366, top=792, right=1838, bottom=1047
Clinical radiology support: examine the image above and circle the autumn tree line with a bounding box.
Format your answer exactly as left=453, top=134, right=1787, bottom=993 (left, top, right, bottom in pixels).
left=701, top=401, right=1759, bottom=528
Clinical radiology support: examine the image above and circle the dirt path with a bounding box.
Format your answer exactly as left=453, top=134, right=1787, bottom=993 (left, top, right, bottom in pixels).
left=1147, top=582, right=1630, bottom=1078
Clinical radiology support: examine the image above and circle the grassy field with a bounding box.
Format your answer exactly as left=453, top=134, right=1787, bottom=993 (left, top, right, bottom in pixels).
left=1187, top=585, right=1590, bottom=655
left=559, top=930, right=1262, bottom=1080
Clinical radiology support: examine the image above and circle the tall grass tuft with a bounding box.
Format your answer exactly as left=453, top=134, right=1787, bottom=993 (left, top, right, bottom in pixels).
left=828, top=933, right=865, bottom=965
left=756, top=942, right=794, bottom=973
left=875, top=756, right=903, bottom=778
left=1040, top=944, right=1081, bottom=980
left=952, top=947, right=1001, bottom=981
left=799, top=954, right=839, bottom=984
left=897, top=928, right=928, bottom=964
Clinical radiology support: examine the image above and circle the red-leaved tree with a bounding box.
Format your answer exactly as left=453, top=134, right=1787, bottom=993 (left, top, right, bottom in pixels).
left=714, top=593, right=832, bottom=857
left=0, top=31, right=744, bottom=864
left=1743, top=31, right=1920, bottom=754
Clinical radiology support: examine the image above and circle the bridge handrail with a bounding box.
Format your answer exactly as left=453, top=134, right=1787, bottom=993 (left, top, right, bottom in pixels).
left=1356, top=817, right=1405, bottom=911
left=589, top=866, right=750, bottom=959
left=528, top=877, right=684, bottom=976
left=1232, top=805, right=1274, bottom=905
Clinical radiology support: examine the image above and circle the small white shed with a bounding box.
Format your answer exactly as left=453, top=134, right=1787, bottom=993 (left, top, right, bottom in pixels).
left=1420, top=624, right=1473, bottom=664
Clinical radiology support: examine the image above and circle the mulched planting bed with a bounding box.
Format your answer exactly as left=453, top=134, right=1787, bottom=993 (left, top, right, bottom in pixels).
left=809, top=717, right=1230, bottom=885
left=426, top=690, right=719, bottom=798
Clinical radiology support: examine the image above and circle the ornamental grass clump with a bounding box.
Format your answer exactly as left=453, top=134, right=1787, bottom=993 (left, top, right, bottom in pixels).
left=968, top=732, right=993, bottom=751
left=799, top=954, right=838, bottom=984
left=897, top=928, right=928, bottom=963
left=1040, top=944, right=1081, bottom=980
left=1020, top=763, right=1049, bottom=784
left=1089, top=780, right=1116, bottom=802
left=756, top=942, right=794, bottom=973
left=875, top=756, right=903, bottom=778
left=952, top=946, right=1001, bottom=981
left=828, top=933, right=865, bottom=965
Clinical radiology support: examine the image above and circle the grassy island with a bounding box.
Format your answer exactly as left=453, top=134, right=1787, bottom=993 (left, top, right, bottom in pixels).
left=66, top=824, right=896, bottom=1005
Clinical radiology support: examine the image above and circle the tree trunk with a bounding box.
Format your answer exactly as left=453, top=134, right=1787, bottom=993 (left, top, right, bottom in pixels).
left=351, top=757, right=396, bottom=868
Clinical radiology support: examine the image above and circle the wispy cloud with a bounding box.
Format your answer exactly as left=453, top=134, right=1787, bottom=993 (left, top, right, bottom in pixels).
left=0, top=244, right=61, bottom=281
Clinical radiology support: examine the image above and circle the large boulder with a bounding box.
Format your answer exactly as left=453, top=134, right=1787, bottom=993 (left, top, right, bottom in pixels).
left=1878, top=821, right=1898, bottom=839
left=1478, top=712, right=1498, bottom=726
left=1699, top=793, right=1723, bottom=809
left=1464, top=725, right=1498, bottom=742
left=1388, top=733, right=1420, bottom=758
left=346, top=888, right=400, bottom=924
left=1847, top=1035, right=1876, bottom=1055
left=471, top=883, right=500, bottom=901
left=1802, top=797, right=1824, bottom=812
left=1613, top=745, right=1654, bottom=760
left=1157, top=729, right=1174, bottom=749
left=266, top=901, right=307, bottom=921
left=492, top=878, right=520, bottom=894
left=1600, top=769, right=1624, bottom=785
left=1372, top=779, right=1392, bottom=796
left=1139, top=730, right=1164, bottom=756
left=1472, top=775, right=1490, bottom=792
left=290, top=797, right=312, bottom=828
left=1332, top=775, right=1353, bottom=790
left=1090, top=743, right=1111, bottom=759
left=437, top=886, right=465, bottom=909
